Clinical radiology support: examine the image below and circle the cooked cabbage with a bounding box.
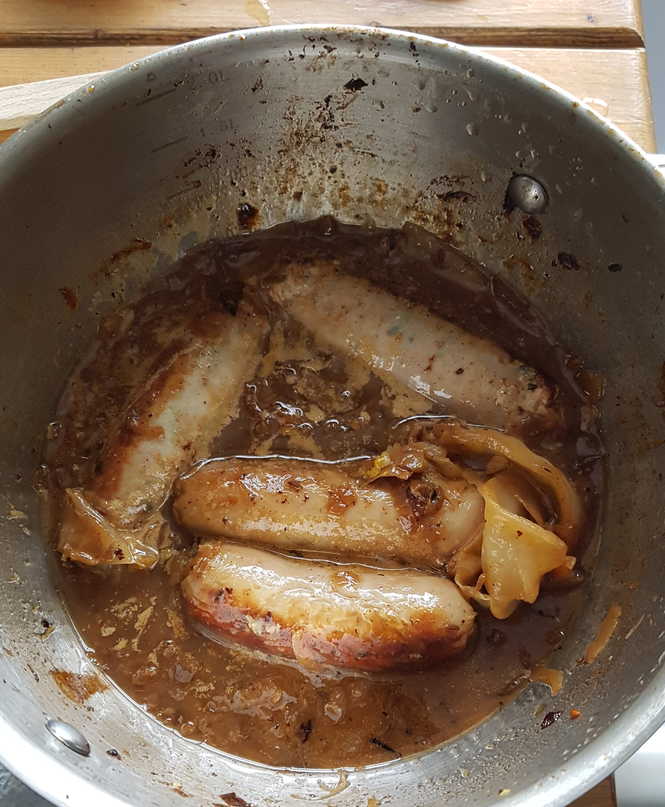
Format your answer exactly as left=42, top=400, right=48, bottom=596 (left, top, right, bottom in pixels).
left=386, top=418, right=583, bottom=619
left=477, top=475, right=571, bottom=618
left=412, top=419, right=583, bottom=548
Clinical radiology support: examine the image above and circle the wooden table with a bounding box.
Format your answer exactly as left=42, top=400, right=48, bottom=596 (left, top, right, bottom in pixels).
left=0, top=2, right=649, bottom=805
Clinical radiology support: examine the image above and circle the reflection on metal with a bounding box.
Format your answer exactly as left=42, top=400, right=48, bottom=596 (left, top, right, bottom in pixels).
left=45, top=719, right=90, bottom=757
left=506, top=174, right=548, bottom=213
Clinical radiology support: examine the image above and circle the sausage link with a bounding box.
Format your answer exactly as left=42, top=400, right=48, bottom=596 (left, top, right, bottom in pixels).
left=264, top=262, right=556, bottom=433
left=58, top=301, right=268, bottom=567
left=182, top=542, right=476, bottom=672
left=173, top=457, right=484, bottom=568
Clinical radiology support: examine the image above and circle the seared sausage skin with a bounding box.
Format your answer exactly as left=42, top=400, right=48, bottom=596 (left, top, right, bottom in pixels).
left=58, top=301, right=268, bottom=568
left=182, top=542, right=476, bottom=672
left=264, top=262, right=557, bottom=433
left=173, top=457, right=484, bottom=568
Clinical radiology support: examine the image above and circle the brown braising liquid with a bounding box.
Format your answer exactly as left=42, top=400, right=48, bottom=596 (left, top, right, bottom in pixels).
left=51, top=218, right=601, bottom=768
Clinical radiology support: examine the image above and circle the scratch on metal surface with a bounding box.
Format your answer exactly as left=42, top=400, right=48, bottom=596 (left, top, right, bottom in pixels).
left=166, top=180, right=202, bottom=200
left=151, top=136, right=188, bottom=153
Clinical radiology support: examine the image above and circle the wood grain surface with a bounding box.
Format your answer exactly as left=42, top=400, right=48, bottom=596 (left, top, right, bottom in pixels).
left=0, top=45, right=653, bottom=150
left=0, top=0, right=643, bottom=47
left=573, top=778, right=617, bottom=807
left=0, top=71, right=105, bottom=131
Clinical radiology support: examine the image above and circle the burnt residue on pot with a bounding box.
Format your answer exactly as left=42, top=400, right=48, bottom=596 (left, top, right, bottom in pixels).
left=183, top=145, right=220, bottom=173
left=58, top=287, right=78, bottom=310
left=171, top=785, right=191, bottom=798
left=522, top=215, right=542, bottom=240
left=556, top=252, right=580, bottom=271
left=439, top=190, right=475, bottom=203
left=108, top=238, right=152, bottom=265
left=37, top=617, right=55, bottom=639
left=237, top=202, right=259, bottom=229
left=656, top=362, right=665, bottom=411
left=217, top=793, right=253, bottom=807
left=344, top=77, right=368, bottom=92
left=540, top=710, right=562, bottom=730
left=50, top=670, right=108, bottom=704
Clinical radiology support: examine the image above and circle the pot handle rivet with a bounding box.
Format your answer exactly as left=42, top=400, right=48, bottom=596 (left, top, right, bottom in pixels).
left=46, top=718, right=90, bottom=757
left=506, top=175, right=548, bottom=214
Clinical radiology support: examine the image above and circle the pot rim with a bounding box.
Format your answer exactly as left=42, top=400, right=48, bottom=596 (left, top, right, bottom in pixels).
left=1, top=23, right=664, bottom=807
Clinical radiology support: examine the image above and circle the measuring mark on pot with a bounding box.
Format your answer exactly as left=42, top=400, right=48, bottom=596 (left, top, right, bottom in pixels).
left=151, top=135, right=189, bottom=154
left=136, top=86, right=178, bottom=107
left=46, top=718, right=90, bottom=757
left=167, top=180, right=202, bottom=201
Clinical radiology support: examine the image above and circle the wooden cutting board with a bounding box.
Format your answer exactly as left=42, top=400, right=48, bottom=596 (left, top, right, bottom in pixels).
left=0, top=45, right=654, bottom=151
left=0, top=0, right=645, bottom=47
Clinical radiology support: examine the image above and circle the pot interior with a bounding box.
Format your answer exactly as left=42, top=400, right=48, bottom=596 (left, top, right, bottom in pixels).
left=1, top=26, right=665, bottom=807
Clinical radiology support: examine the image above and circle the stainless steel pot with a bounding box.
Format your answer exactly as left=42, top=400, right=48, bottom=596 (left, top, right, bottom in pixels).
left=1, top=25, right=664, bottom=807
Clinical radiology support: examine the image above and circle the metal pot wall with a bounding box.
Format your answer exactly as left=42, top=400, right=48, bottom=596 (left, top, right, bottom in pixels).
left=1, top=25, right=664, bottom=807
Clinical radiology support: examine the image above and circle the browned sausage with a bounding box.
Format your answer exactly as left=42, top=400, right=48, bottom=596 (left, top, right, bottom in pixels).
left=182, top=542, right=476, bottom=672
left=173, top=457, right=484, bottom=568
left=58, top=301, right=268, bottom=568
left=264, top=262, right=557, bottom=433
